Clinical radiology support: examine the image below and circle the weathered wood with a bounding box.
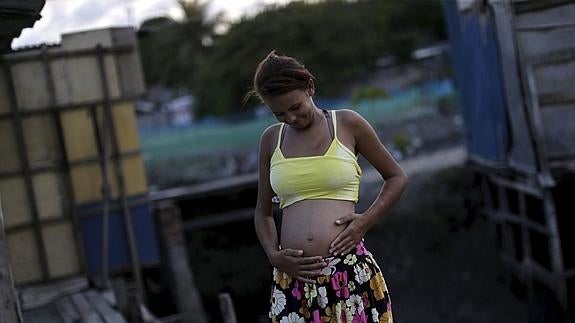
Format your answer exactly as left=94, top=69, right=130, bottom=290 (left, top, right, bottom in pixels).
left=55, top=296, right=80, bottom=323
left=84, top=289, right=127, bottom=323
left=110, top=277, right=144, bottom=322
left=182, top=207, right=254, bottom=231
left=149, top=173, right=258, bottom=202
left=0, top=195, right=22, bottom=322
left=18, top=276, right=87, bottom=310
left=70, top=292, right=103, bottom=323
left=156, top=200, right=208, bottom=323
left=218, top=292, right=238, bottom=323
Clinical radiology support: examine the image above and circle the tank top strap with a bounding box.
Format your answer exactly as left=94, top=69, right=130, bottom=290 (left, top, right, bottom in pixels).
left=276, top=123, right=285, bottom=151
left=331, top=110, right=338, bottom=138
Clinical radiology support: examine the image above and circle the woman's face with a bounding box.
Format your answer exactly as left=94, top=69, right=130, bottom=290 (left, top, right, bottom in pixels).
left=263, top=88, right=317, bottom=129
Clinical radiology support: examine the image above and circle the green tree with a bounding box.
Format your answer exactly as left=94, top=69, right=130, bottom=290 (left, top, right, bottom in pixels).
left=193, top=0, right=444, bottom=117
left=137, top=0, right=445, bottom=116
left=138, top=0, right=222, bottom=90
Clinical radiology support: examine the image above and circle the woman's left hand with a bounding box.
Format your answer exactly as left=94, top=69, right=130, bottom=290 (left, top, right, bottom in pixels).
left=329, top=213, right=369, bottom=256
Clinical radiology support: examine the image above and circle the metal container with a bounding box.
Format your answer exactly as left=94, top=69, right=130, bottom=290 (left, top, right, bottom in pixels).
left=0, top=27, right=155, bottom=288
left=78, top=199, right=159, bottom=274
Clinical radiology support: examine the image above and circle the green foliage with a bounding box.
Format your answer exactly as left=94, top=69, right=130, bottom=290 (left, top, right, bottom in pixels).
left=138, top=0, right=445, bottom=116
left=351, top=86, right=388, bottom=107
left=138, top=0, right=220, bottom=90
left=392, top=131, right=410, bottom=154
left=436, top=93, right=459, bottom=116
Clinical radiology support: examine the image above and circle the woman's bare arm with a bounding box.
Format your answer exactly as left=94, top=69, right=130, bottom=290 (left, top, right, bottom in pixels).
left=254, top=124, right=325, bottom=283
left=329, top=110, right=408, bottom=255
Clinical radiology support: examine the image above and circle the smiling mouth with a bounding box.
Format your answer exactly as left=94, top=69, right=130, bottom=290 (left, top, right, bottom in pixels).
left=292, top=120, right=305, bottom=128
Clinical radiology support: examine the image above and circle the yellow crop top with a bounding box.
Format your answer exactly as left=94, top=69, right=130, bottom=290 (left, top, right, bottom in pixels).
left=270, top=110, right=362, bottom=209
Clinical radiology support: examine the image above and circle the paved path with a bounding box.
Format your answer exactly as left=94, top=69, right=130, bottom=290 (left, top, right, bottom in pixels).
left=362, top=145, right=466, bottom=183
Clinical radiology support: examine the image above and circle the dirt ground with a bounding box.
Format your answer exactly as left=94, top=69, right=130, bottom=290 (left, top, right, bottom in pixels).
left=358, top=165, right=528, bottom=323
left=183, top=154, right=531, bottom=322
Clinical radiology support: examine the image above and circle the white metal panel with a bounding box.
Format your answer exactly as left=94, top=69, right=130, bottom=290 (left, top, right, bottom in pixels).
left=42, top=223, right=80, bottom=278
left=7, top=229, right=42, bottom=284
left=0, top=176, right=31, bottom=227
left=0, top=120, right=19, bottom=171
left=22, top=115, right=59, bottom=167
left=10, top=61, right=50, bottom=110
left=32, top=172, right=65, bottom=220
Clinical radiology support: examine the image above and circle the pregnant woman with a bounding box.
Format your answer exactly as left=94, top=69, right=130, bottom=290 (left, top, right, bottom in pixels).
left=252, top=51, right=407, bottom=323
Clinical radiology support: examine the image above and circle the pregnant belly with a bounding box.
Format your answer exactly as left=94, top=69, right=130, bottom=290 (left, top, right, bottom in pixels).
left=280, top=199, right=356, bottom=257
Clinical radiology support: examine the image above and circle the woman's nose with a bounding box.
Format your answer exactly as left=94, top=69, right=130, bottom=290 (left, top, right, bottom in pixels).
left=285, top=114, right=296, bottom=124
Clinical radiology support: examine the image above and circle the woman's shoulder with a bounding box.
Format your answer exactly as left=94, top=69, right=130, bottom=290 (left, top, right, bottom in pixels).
left=259, top=123, right=282, bottom=151
left=333, top=109, right=368, bottom=128
left=261, top=122, right=282, bottom=139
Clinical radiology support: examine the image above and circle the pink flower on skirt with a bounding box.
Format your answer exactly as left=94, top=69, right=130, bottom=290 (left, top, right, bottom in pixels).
left=353, top=310, right=367, bottom=323
left=355, top=241, right=367, bottom=255
left=312, top=310, right=321, bottom=323
left=291, top=280, right=302, bottom=300
left=331, top=271, right=349, bottom=298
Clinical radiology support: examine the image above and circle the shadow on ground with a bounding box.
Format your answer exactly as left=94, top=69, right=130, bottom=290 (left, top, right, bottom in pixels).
left=182, top=166, right=528, bottom=322
left=360, top=166, right=527, bottom=323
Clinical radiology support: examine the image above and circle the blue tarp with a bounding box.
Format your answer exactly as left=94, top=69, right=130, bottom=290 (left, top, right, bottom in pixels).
left=78, top=201, right=160, bottom=274
left=442, top=1, right=509, bottom=164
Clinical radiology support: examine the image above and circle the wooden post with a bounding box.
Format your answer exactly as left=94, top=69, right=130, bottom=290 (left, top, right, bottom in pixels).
left=156, top=200, right=208, bottom=323
left=218, top=292, right=238, bottom=323
left=0, top=195, right=23, bottom=323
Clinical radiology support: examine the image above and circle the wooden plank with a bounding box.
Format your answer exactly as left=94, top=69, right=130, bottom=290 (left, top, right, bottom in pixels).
left=84, top=289, right=126, bottom=323
left=19, top=276, right=88, bottom=310
left=149, top=173, right=258, bottom=202
left=70, top=292, right=104, bottom=323
left=540, top=103, right=575, bottom=159
left=218, top=293, right=238, bottom=323
left=156, top=201, right=208, bottom=323
left=515, top=2, right=575, bottom=24
left=514, top=0, right=573, bottom=14
left=0, top=195, right=23, bottom=323
left=182, top=208, right=254, bottom=231
left=539, top=92, right=575, bottom=106
left=55, top=296, right=80, bottom=323
left=533, top=60, right=575, bottom=99
left=486, top=209, right=549, bottom=235
left=490, top=1, right=539, bottom=174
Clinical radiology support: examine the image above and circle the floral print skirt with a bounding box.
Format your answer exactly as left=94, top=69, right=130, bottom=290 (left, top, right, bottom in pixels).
left=269, top=240, right=392, bottom=323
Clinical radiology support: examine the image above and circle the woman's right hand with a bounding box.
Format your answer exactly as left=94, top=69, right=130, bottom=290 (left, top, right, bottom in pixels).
left=270, top=249, right=326, bottom=284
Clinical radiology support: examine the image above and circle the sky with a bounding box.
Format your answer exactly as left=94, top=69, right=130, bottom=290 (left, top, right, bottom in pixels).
left=12, top=0, right=291, bottom=48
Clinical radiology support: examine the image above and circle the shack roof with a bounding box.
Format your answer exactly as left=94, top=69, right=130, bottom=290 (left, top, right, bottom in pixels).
left=0, top=0, right=46, bottom=53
